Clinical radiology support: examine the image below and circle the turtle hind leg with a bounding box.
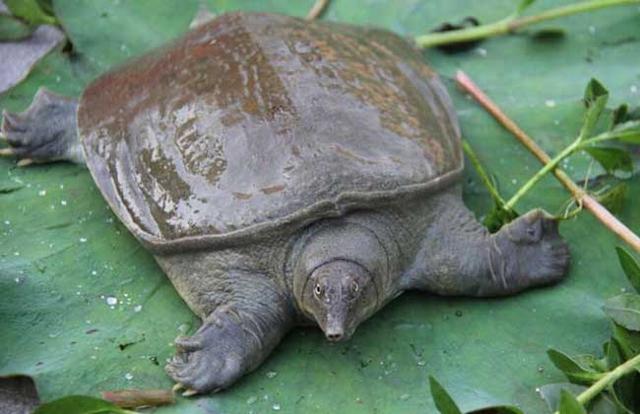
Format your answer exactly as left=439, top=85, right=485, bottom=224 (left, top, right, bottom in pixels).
left=404, top=188, right=570, bottom=296
left=1, top=87, right=84, bottom=166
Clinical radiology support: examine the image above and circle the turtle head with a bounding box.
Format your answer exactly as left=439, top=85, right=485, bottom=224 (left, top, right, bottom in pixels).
left=302, top=260, right=377, bottom=342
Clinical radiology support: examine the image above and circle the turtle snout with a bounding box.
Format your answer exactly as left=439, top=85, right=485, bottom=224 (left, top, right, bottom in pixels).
left=324, top=313, right=349, bottom=342
left=325, top=326, right=344, bottom=342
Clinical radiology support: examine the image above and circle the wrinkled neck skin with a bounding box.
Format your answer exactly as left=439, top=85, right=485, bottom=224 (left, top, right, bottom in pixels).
left=290, top=218, right=399, bottom=341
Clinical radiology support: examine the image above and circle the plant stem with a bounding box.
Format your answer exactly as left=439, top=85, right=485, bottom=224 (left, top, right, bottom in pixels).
left=552, top=353, right=640, bottom=414
left=306, top=0, right=330, bottom=20
left=462, top=140, right=507, bottom=205
left=455, top=70, right=640, bottom=253
left=503, top=139, right=579, bottom=210
left=580, top=124, right=640, bottom=146
left=414, top=0, right=640, bottom=48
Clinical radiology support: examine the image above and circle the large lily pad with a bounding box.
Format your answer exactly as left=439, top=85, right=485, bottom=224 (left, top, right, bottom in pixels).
left=1, top=1, right=639, bottom=413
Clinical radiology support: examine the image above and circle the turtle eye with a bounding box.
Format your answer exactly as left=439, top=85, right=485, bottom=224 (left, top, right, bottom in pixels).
left=314, top=283, right=323, bottom=297
left=351, top=281, right=359, bottom=294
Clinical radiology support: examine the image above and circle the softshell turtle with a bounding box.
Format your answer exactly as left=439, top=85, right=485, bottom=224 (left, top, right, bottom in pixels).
left=0, top=12, right=570, bottom=394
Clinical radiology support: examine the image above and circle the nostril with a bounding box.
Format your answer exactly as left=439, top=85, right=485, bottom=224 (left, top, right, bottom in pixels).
left=327, top=333, right=343, bottom=341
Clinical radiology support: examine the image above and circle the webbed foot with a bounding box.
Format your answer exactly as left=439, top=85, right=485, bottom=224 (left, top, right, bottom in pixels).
left=165, top=308, right=262, bottom=395
left=1, top=88, right=83, bottom=165
left=491, top=209, right=570, bottom=292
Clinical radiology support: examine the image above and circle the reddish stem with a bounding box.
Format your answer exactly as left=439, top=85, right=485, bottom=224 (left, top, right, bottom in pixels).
left=455, top=70, right=640, bottom=253
left=306, top=0, right=330, bottom=20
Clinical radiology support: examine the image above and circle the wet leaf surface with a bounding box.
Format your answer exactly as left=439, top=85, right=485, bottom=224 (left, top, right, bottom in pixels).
left=1, top=0, right=640, bottom=413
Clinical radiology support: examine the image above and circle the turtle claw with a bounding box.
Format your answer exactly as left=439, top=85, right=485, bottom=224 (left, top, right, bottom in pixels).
left=174, top=335, right=203, bottom=352
left=0, top=147, right=14, bottom=156
left=182, top=389, right=198, bottom=397
left=172, top=381, right=199, bottom=396
left=17, top=158, right=33, bottom=167
left=165, top=311, right=252, bottom=394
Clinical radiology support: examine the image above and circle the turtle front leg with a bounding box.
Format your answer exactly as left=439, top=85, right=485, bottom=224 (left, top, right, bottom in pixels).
left=1, top=87, right=84, bottom=166
left=166, top=277, right=294, bottom=395
left=405, top=190, right=570, bottom=296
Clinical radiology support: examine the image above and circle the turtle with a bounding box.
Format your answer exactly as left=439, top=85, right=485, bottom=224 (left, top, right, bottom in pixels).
left=0, top=12, right=570, bottom=394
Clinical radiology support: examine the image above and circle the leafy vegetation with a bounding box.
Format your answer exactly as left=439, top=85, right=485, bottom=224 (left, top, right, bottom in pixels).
left=431, top=247, right=640, bottom=413
left=1, top=0, right=639, bottom=413
left=415, top=0, right=640, bottom=49
left=464, top=79, right=640, bottom=232
left=0, top=0, right=59, bottom=41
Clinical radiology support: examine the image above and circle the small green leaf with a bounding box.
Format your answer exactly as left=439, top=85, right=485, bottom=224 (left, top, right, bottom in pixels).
left=516, top=0, right=537, bottom=13
left=539, top=384, right=586, bottom=412
left=610, top=104, right=629, bottom=129
left=483, top=205, right=519, bottom=233
left=584, top=78, right=609, bottom=107
left=572, top=354, right=606, bottom=373
left=0, top=13, right=36, bottom=40
left=538, top=384, right=620, bottom=414
left=609, top=120, right=640, bottom=144
left=605, top=340, right=622, bottom=370
left=603, top=294, right=640, bottom=331
left=4, top=0, right=57, bottom=25
left=595, top=182, right=628, bottom=214
left=559, top=389, right=587, bottom=414
left=616, top=247, right=640, bottom=293
left=587, top=393, right=621, bottom=414
left=583, top=147, right=632, bottom=174
left=547, top=349, right=603, bottom=384
left=429, top=376, right=463, bottom=414
left=611, top=371, right=638, bottom=414
left=463, top=139, right=518, bottom=232
left=611, top=322, right=640, bottom=360
left=33, top=395, right=132, bottom=414
left=35, top=0, right=55, bottom=16
left=580, top=79, right=609, bottom=141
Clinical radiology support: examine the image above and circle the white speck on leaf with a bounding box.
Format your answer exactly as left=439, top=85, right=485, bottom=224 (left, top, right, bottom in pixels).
left=106, top=296, right=118, bottom=306
left=545, top=99, right=556, bottom=108
left=134, top=305, right=142, bottom=312
left=124, top=373, right=133, bottom=380
left=266, top=371, right=277, bottom=379
left=38, top=190, right=46, bottom=196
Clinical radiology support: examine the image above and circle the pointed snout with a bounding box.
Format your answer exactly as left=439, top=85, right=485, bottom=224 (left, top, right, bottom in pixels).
left=324, top=313, right=347, bottom=342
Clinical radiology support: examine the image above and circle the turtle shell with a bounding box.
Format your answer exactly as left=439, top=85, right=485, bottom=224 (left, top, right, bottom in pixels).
left=78, top=12, right=462, bottom=253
